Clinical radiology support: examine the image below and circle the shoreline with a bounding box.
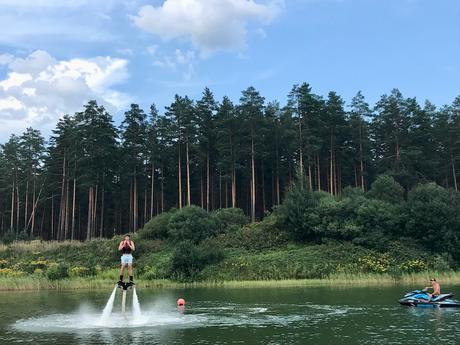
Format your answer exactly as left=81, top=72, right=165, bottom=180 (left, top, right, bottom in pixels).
left=1, top=271, right=460, bottom=291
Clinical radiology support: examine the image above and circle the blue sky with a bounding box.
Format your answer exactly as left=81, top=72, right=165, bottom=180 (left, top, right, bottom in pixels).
left=0, top=0, right=459, bottom=141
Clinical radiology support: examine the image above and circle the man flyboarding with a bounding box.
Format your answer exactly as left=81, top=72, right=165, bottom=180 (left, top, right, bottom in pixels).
left=117, top=234, right=135, bottom=288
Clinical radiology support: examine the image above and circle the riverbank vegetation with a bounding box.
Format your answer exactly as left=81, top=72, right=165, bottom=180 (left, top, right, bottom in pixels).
left=1, top=173, right=459, bottom=290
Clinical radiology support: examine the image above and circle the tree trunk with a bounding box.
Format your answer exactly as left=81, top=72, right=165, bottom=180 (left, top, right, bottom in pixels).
left=10, top=181, right=14, bottom=231
left=186, top=140, right=191, bottom=206
left=129, top=183, right=133, bottom=232
left=150, top=162, right=155, bottom=219
left=31, top=175, right=36, bottom=235
left=251, top=136, right=256, bottom=222
left=58, top=155, right=66, bottom=240
left=452, top=153, right=458, bottom=192
left=225, top=178, right=228, bottom=208
left=232, top=161, right=236, bottom=208
left=99, top=180, right=105, bottom=238
left=24, top=180, right=29, bottom=231
left=16, top=185, right=20, bottom=236
left=200, top=173, right=204, bottom=208
left=298, top=114, right=303, bottom=175
left=261, top=161, right=266, bottom=214
left=93, top=183, right=98, bottom=238
left=206, top=152, right=210, bottom=211
left=178, top=144, right=182, bottom=209
left=359, top=126, right=365, bottom=191
left=329, top=131, right=334, bottom=195
left=143, top=188, right=147, bottom=227
left=51, top=195, right=54, bottom=240
left=161, top=166, right=164, bottom=212
left=71, top=178, right=76, bottom=241
left=133, top=172, right=137, bottom=232
left=317, top=154, right=321, bottom=191
left=86, top=187, right=92, bottom=241
left=218, top=170, right=222, bottom=209
left=64, top=177, right=70, bottom=240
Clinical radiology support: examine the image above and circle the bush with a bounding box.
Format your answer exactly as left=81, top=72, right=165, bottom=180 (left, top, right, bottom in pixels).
left=211, top=208, right=248, bottom=234
left=139, top=209, right=176, bottom=240
left=220, top=215, right=287, bottom=250
left=367, top=175, right=405, bottom=204
left=46, top=263, right=69, bottom=280
left=169, top=239, right=224, bottom=280
left=354, top=199, right=403, bottom=249
left=275, top=181, right=323, bottom=242
left=69, top=266, right=94, bottom=277
left=1, top=230, right=16, bottom=245
left=406, top=183, right=460, bottom=254
left=168, top=206, right=218, bottom=244
left=0, top=268, right=25, bottom=277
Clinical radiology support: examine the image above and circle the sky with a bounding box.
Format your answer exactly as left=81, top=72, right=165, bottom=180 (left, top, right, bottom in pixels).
left=0, top=0, right=459, bottom=142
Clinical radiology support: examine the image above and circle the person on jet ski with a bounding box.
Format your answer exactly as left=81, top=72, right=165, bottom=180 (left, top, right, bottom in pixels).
left=424, top=278, right=441, bottom=300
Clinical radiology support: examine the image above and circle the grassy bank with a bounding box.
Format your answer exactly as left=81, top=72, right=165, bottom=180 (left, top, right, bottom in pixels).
left=0, top=235, right=458, bottom=291
left=1, top=271, right=460, bottom=291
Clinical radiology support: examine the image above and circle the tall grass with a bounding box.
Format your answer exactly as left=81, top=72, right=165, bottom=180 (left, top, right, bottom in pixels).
left=1, top=271, right=460, bottom=291
left=8, top=240, right=83, bottom=253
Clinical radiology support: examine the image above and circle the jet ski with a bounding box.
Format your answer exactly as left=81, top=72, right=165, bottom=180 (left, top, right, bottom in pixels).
left=399, top=290, right=460, bottom=308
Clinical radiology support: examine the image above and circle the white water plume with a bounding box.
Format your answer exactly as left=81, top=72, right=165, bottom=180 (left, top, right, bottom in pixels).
left=132, top=288, right=142, bottom=320
left=100, top=286, right=118, bottom=320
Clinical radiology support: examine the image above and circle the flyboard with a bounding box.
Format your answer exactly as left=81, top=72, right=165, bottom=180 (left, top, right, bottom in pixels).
left=117, top=281, right=135, bottom=313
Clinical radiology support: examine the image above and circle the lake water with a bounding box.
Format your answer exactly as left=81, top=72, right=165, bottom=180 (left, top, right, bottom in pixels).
left=1, top=285, right=460, bottom=344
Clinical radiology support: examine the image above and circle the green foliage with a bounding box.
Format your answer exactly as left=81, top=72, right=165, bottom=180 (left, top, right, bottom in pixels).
left=219, top=215, right=287, bottom=251
left=406, top=183, right=460, bottom=254
left=211, top=208, right=249, bottom=234
left=367, top=175, right=405, bottom=203
left=1, top=231, right=16, bottom=245
left=169, top=239, right=224, bottom=280
left=276, top=181, right=323, bottom=242
left=168, top=206, right=218, bottom=244
left=139, top=209, right=176, bottom=240
left=69, top=266, right=94, bottom=277
left=46, top=263, right=69, bottom=280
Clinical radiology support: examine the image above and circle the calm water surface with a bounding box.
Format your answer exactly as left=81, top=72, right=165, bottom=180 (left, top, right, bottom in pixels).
left=1, top=285, right=460, bottom=344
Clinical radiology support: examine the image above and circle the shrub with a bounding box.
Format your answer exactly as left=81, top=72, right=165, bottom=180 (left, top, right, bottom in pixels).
left=367, top=175, right=405, bottom=204
left=69, top=266, right=93, bottom=277
left=211, top=208, right=248, bottom=234
left=0, top=268, right=25, bottom=277
left=357, top=253, right=392, bottom=273
left=139, top=209, right=176, bottom=240
left=0, top=259, right=8, bottom=268
left=275, top=181, right=323, bottom=242
left=168, top=206, right=218, bottom=244
left=399, top=259, right=427, bottom=273
left=1, top=230, right=16, bottom=245
left=406, top=183, right=460, bottom=254
left=46, top=263, right=69, bottom=280
left=169, top=239, right=224, bottom=280
left=219, top=215, right=287, bottom=250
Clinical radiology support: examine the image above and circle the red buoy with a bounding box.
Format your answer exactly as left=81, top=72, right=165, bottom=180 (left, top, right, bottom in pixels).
left=177, top=298, right=186, bottom=306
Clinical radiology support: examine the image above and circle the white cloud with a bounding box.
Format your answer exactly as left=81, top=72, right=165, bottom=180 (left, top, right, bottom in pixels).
left=0, top=50, right=130, bottom=141
left=150, top=47, right=197, bottom=80
left=131, top=0, right=284, bottom=55
left=0, top=53, right=14, bottom=65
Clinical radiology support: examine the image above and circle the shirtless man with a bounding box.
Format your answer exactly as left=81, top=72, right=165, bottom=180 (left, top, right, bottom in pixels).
left=117, top=234, right=135, bottom=286
left=424, top=278, right=441, bottom=300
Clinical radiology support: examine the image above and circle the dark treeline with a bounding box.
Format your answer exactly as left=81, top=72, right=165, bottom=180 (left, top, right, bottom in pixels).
left=0, top=84, right=459, bottom=241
